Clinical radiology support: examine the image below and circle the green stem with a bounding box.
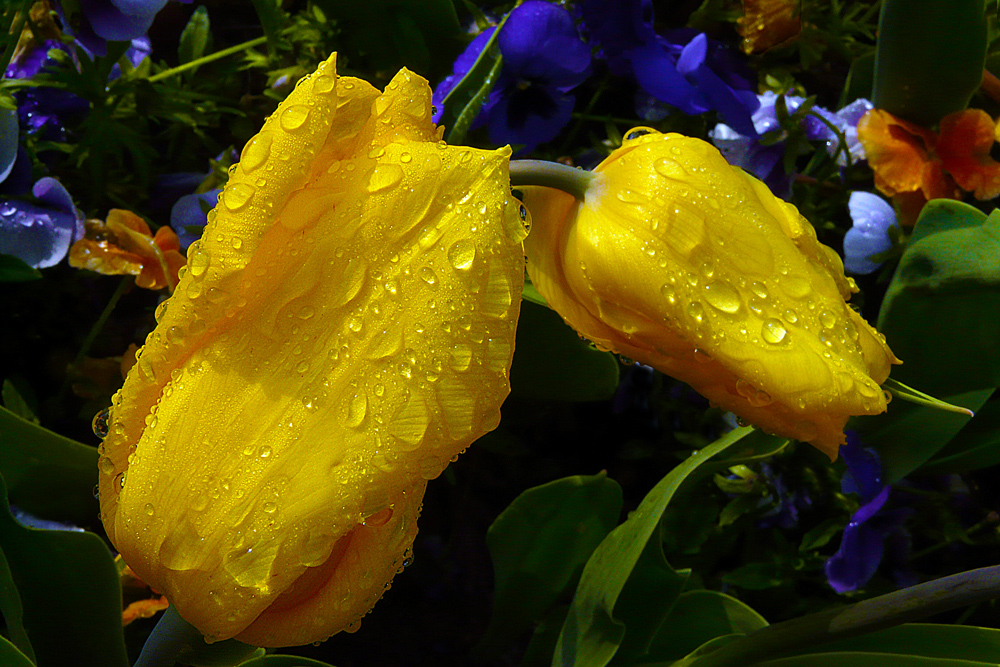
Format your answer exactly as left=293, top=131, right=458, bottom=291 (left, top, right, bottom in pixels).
left=133, top=605, right=204, bottom=667
left=147, top=35, right=268, bottom=82
left=0, top=0, right=33, bottom=77
left=684, top=564, right=1000, bottom=667
left=509, top=159, right=597, bottom=200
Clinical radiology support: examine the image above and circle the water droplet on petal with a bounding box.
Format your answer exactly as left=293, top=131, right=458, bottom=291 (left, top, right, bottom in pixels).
left=92, top=408, right=110, bottom=438
left=819, top=309, right=837, bottom=328
left=222, top=183, right=255, bottom=212
left=703, top=281, right=741, bottom=314
left=447, top=240, right=476, bottom=271
left=279, top=104, right=311, bottom=131
left=368, top=164, right=404, bottom=193
left=312, top=74, right=335, bottom=94
left=761, top=318, right=788, bottom=344
left=449, top=343, right=473, bottom=372
left=344, top=390, right=368, bottom=428
left=240, top=135, right=272, bottom=172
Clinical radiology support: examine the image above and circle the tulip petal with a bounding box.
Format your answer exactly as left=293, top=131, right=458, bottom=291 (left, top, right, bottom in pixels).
left=936, top=109, right=1000, bottom=201
left=523, top=130, right=898, bottom=457
left=99, top=56, right=526, bottom=646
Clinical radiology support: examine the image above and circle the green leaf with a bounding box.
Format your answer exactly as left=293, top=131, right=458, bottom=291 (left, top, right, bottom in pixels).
left=720, top=561, right=784, bottom=590
left=178, top=639, right=264, bottom=667
left=0, top=474, right=128, bottom=667
left=872, top=0, right=987, bottom=125
left=509, top=301, right=620, bottom=402
left=0, top=544, right=34, bottom=662
left=2, top=379, right=38, bottom=424
left=0, top=254, right=42, bottom=282
left=609, top=525, right=689, bottom=665
left=477, top=473, right=623, bottom=653
left=553, top=427, right=755, bottom=667
left=439, top=16, right=507, bottom=145
left=853, top=389, right=991, bottom=482
left=248, top=0, right=287, bottom=54
left=755, top=653, right=994, bottom=667
left=0, top=637, right=34, bottom=667
left=644, top=590, right=768, bottom=662
left=878, top=202, right=1000, bottom=397
left=778, top=623, right=1000, bottom=664
left=920, top=397, right=1000, bottom=473
left=178, top=6, right=212, bottom=67
left=838, top=51, right=875, bottom=109
left=798, top=518, right=844, bottom=552
left=0, top=405, right=99, bottom=525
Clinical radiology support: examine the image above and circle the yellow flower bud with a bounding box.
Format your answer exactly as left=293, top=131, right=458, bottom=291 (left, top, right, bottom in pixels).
left=521, top=128, right=899, bottom=457
left=97, top=55, right=527, bottom=647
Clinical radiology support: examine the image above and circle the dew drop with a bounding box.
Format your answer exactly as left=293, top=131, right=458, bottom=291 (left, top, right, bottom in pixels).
left=687, top=302, right=705, bottom=323
left=703, top=282, right=742, bottom=314
left=222, top=183, right=256, bottom=212
left=761, top=318, right=788, bottom=344
left=296, top=360, right=310, bottom=374
left=750, top=281, right=768, bottom=299
left=99, top=455, right=115, bottom=475
left=819, top=309, right=837, bottom=329
left=312, top=74, right=335, bottom=93
left=363, top=507, right=393, bottom=527
left=297, top=305, right=315, bottom=320
left=449, top=343, right=473, bottom=372
left=279, top=104, right=311, bottom=131
left=263, top=501, right=277, bottom=514
left=144, top=502, right=155, bottom=516
left=419, top=266, right=438, bottom=286
left=653, top=157, right=687, bottom=180
left=240, top=135, right=272, bottom=172
left=447, top=240, right=476, bottom=271
left=92, top=408, right=111, bottom=438
left=344, top=390, right=368, bottom=428
left=660, top=284, right=677, bottom=305
left=259, top=445, right=272, bottom=458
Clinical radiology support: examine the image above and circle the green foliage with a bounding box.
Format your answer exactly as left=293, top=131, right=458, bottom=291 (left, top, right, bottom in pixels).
left=873, top=0, right=988, bottom=125
left=437, top=14, right=507, bottom=145
left=0, top=254, right=42, bottom=282
left=0, top=474, right=127, bottom=667
left=0, top=405, right=98, bottom=525
left=510, top=300, right=621, bottom=402
left=477, top=473, right=622, bottom=654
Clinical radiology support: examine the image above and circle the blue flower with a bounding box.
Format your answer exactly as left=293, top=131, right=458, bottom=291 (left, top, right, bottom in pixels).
left=0, top=177, right=85, bottom=268
left=5, top=40, right=90, bottom=141
left=78, top=0, right=170, bottom=43
left=843, top=192, right=897, bottom=275
left=580, top=0, right=758, bottom=135
left=433, top=0, right=591, bottom=153
left=825, top=434, right=912, bottom=593
left=170, top=189, right=220, bottom=250
left=710, top=92, right=873, bottom=197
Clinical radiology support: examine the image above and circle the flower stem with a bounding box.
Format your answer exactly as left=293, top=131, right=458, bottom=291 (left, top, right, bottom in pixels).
left=682, top=564, right=1000, bottom=667
left=147, top=35, right=268, bottom=82
left=509, top=160, right=597, bottom=200
left=133, top=605, right=204, bottom=667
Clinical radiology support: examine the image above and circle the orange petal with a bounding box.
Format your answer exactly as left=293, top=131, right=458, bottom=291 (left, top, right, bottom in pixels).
left=936, top=109, right=1000, bottom=200
left=122, top=596, right=169, bottom=626
left=857, top=109, right=937, bottom=197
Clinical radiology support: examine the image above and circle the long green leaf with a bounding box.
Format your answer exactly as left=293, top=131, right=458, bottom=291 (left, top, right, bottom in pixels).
left=552, top=427, right=755, bottom=667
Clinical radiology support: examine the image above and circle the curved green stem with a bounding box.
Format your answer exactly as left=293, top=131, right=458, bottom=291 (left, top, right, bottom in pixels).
left=509, top=159, right=597, bottom=201
left=684, top=564, right=1000, bottom=667
left=147, top=35, right=268, bottom=82
left=133, top=605, right=204, bottom=667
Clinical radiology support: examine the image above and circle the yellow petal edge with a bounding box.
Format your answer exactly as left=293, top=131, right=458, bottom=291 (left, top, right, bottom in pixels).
left=522, top=129, right=899, bottom=457
left=98, top=54, right=527, bottom=647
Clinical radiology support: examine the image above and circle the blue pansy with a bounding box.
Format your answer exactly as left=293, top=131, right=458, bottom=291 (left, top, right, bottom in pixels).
left=825, top=434, right=912, bottom=593
left=5, top=40, right=90, bottom=141
left=170, top=189, right=221, bottom=250
left=0, top=177, right=85, bottom=269
left=710, top=92, right=873, bottom=197
left=433, top=0, right=591, bottom=153
left=580, top=0, right=758, bottom=136
left=78, top=0, right=171, bottom=42
left=844, top=191, right=897, bottom=275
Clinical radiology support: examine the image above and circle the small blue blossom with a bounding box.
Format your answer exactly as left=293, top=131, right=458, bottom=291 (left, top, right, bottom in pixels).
left=78, top=0, right=171, bottom=43
left=5, top=40, right=90, bottom=141
left=170, top=189, right=221, bottom=250
left=710, top=92, right=873, bottom=197
left=0, top=177, right=85, bottom=268
left=433, top=0, right=591, bottom=153
left=844, top=192, right=897, bottom=275
left=825, top=434, right=912, bottom=593
left=580, top=0, right=759, bottom=136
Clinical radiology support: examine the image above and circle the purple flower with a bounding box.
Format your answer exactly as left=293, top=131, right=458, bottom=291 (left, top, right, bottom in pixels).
left=844, top=192, right=897, bottom=275
left=825, top=434, right=912, bottom=593
left=0, top=178, right=85, bottom=268
left=5, top=40, right=90, bottom=141
left=170, top=189, right=220, bottom=250
left=433, top=0, right=591, bottom=153
left=78, top=0, right=170, bottom=42
left=580, top=0, right=758, bottom=136
left=710, top=92, right=873, bottom=197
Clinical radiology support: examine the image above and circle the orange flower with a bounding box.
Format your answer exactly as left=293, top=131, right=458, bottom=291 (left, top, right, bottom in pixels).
left=69, top=209, right=186, bottom=290
left=738, top=0, right=801, bottom=54
left=857, top=108, right=1000, bottom=224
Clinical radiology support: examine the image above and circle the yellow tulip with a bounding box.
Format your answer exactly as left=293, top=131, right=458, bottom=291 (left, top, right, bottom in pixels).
left=97, top=54, right=527, bottom=647
left=520, top=128, right=899, bottom=458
